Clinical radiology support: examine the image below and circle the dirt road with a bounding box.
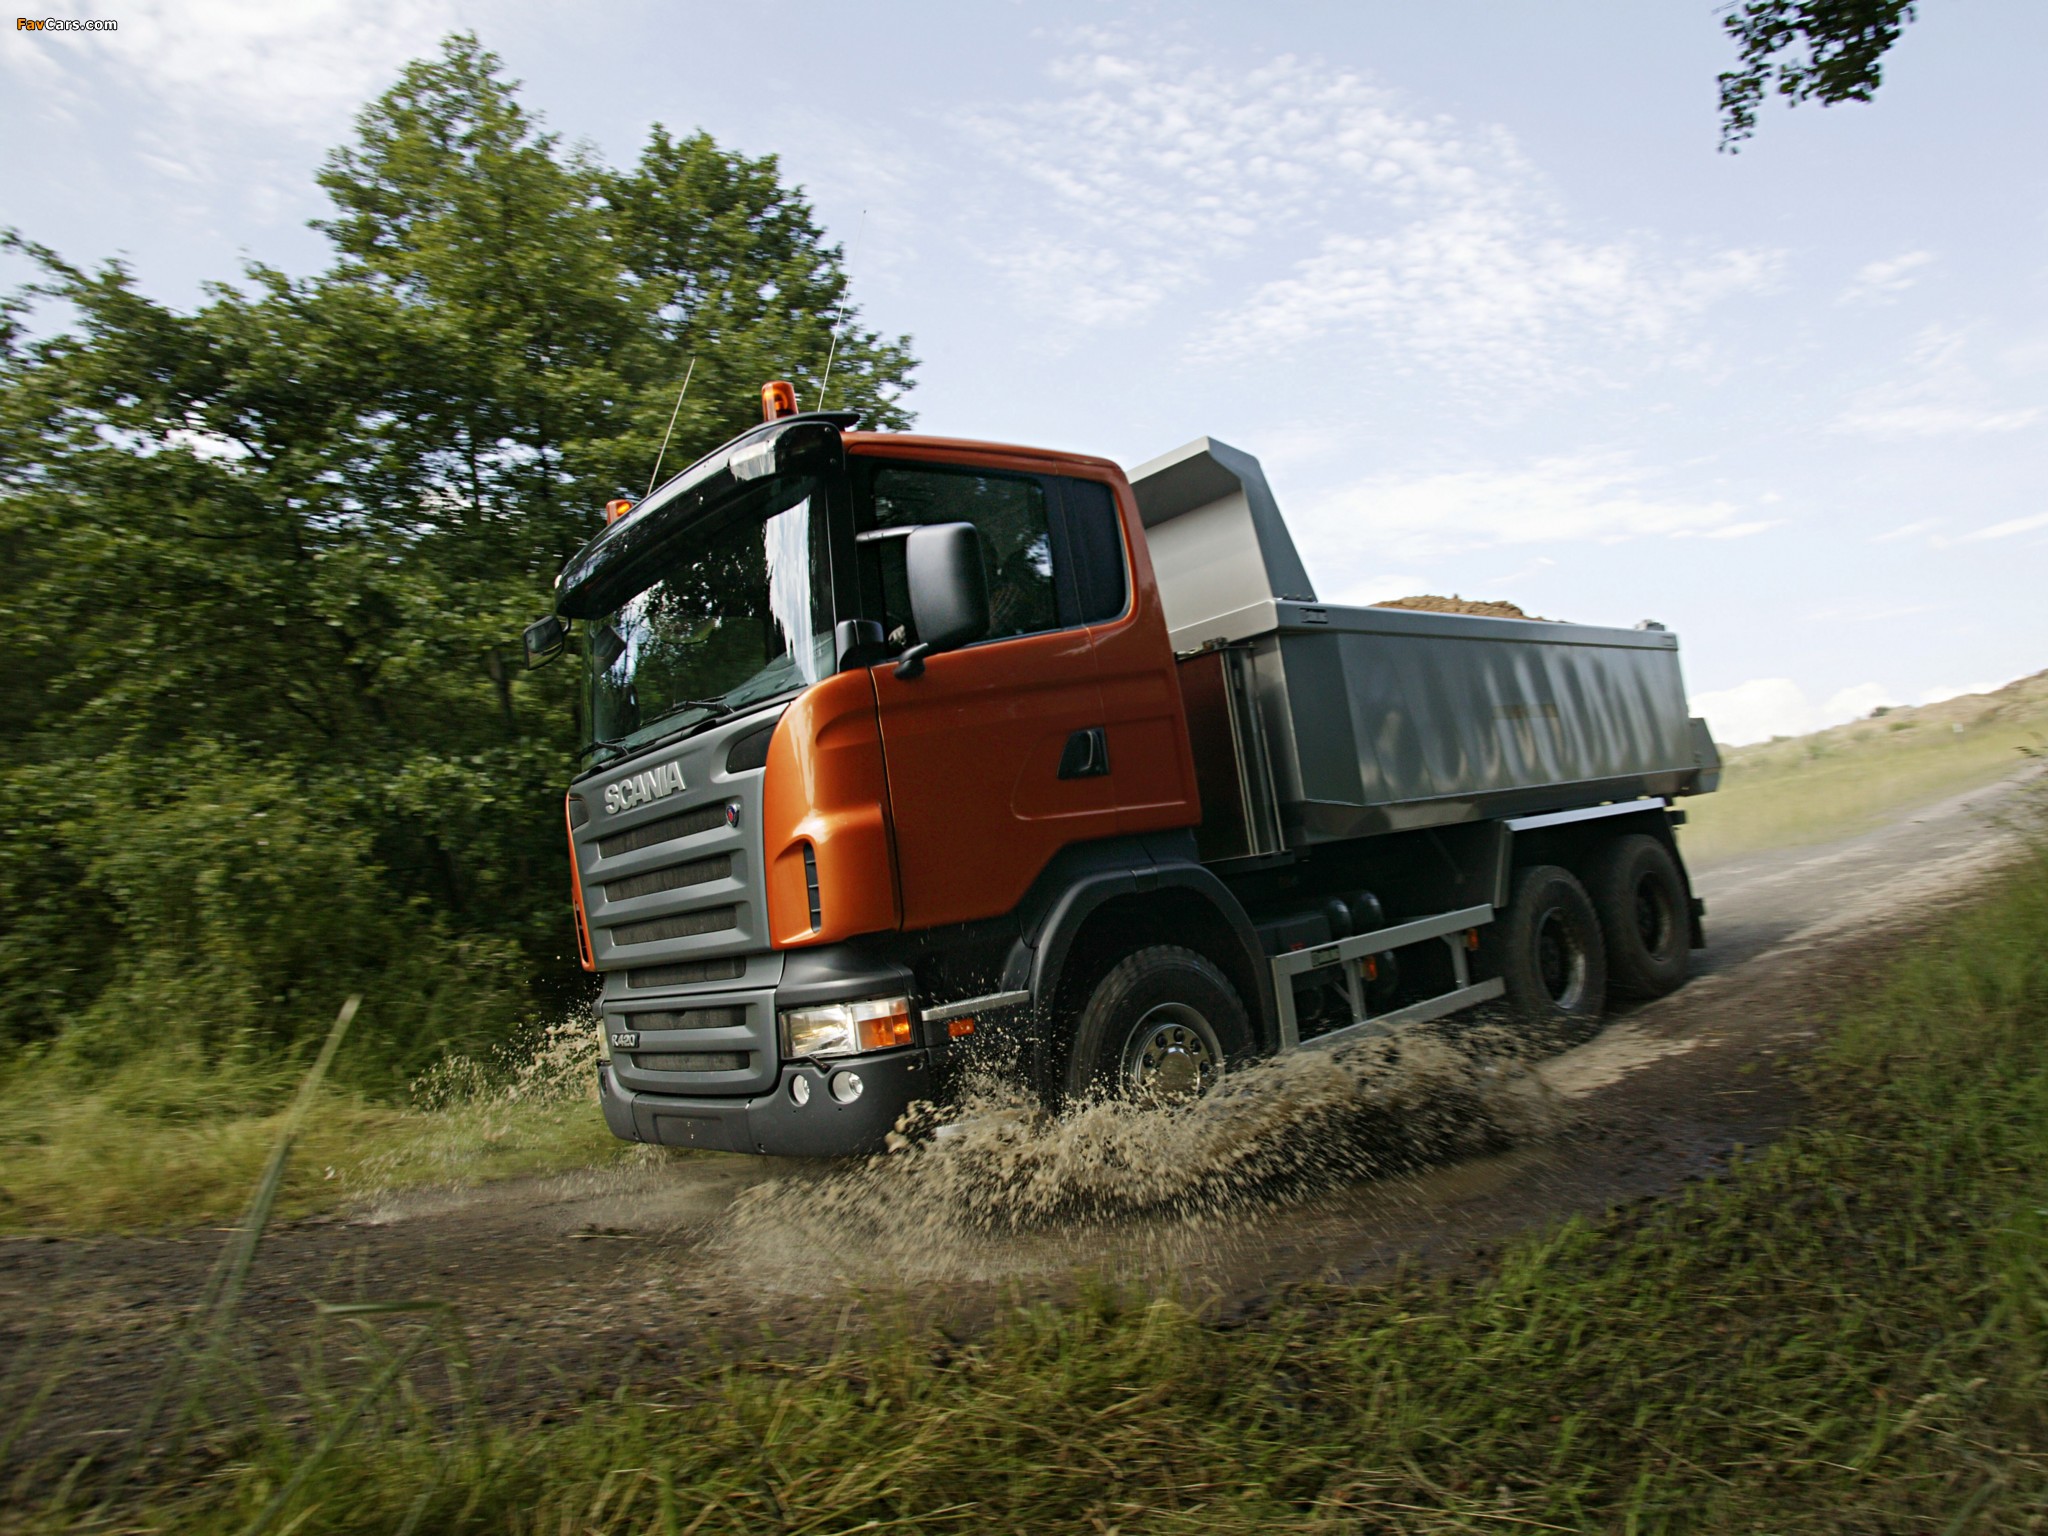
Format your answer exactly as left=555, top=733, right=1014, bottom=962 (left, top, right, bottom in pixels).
left=2, top=769, right=2037, bottom=1467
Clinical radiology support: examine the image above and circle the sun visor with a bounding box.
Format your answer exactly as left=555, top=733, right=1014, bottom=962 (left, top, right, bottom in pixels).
left=554, top=412, right=855, bottom=619
left=1126, top=437, right=1317, bottom=648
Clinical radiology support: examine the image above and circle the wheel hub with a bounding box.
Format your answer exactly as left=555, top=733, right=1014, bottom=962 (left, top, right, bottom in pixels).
left=1635, top=877, right=1673, bottom=953
left=1123, top=1004, right=1220, bottom=1102
left=1533, top=910, right=1589, bottom=1008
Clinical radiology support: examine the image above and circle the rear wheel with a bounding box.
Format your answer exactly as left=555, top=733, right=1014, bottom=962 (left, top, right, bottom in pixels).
left=1587, top=833, right=1689, bottom=999
left=1497, top=864, right=1607, bottom=1025
left=1063, top=945, right=1253, bottom=1105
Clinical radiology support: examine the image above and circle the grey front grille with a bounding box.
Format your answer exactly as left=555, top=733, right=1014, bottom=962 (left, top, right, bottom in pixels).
left=632, top=1051, right=750, bottom=1073
left=604, top=854, right=731, bottom=903
left=598, top=801, right=731, bottom=858
left=576, top=707, right=780, bottom=973
left=627, top=957, right=746, bottom=989
left=630, top=1005, right=747, bottom=1031
left=609, top=905, right=739, bottom=947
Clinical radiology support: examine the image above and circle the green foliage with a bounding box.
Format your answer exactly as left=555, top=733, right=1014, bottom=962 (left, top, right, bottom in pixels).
left=0, top=35, right=915, bottom=1079
left=1719, top=0, right=1920, bottom=150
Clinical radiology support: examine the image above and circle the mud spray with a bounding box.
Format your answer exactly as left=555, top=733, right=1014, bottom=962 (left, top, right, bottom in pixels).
left=715, top=1016, right=1567, bottom=1291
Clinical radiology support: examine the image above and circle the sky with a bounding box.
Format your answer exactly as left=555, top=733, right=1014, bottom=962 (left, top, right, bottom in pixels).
left=5, top=1, right=2046, bottom=745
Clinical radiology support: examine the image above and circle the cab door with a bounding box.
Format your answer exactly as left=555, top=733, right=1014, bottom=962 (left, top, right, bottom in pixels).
left=858, top=458, right=1117, bottom=931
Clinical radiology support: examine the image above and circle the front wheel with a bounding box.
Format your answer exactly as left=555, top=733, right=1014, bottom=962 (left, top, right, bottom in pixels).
left=1062, top=946, right=1253, bottom=1105
left=1496, top=864, right=1608, bottom=1027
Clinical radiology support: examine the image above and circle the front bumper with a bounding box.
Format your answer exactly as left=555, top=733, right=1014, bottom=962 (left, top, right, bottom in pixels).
left=598, top=1048, right=933, bottom=1157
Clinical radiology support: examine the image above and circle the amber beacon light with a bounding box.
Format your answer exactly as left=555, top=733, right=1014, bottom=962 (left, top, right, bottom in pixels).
left=760, top=379, right=798, bottom=422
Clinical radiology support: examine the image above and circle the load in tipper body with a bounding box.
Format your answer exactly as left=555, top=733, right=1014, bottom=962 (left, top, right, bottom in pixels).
left=530, top=392, right=1720, bottom=1156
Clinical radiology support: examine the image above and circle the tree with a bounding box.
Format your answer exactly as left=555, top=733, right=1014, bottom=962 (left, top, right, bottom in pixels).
left=0, top=35, right=915, bottom=1083
left=1719, top=1, right=1919, bottom=150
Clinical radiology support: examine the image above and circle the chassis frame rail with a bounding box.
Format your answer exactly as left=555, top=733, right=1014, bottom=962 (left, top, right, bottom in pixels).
left=1270, top=903, right=1503, bottom=1052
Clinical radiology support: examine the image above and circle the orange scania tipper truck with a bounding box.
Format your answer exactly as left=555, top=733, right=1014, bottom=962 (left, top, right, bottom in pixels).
left=524, top=385, right=1722, bottom=1157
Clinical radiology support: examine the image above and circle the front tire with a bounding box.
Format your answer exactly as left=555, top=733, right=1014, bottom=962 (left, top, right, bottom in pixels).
left=1497, top=864, right=1608, bottom=1025
left=1063, top=946, right=1253, bottom=1105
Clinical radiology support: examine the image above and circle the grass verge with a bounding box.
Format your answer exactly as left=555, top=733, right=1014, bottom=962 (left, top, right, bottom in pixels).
left=0, top=1020, right=628, bottom=1234
left=1679, top=668, right=2047, bottom=864
left=23, top=823, right=2048, bottom=1531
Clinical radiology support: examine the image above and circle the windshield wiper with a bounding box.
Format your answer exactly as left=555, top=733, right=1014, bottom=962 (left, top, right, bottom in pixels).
left=579, top=699, right=736, bottom=764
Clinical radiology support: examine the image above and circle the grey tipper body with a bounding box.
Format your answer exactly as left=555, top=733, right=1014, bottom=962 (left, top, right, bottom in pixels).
left=1130, top=438, right=1719, bottom=852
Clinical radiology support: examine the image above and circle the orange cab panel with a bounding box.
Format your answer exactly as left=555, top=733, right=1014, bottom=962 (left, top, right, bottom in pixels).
left=762, top=670, right=901, bottom=947
left=846, top=436, right=1199, bottom=928
left=870, top=626, right=1116, bottom=930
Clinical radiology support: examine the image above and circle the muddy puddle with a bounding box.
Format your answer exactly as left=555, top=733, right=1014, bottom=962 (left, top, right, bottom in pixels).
left=341, top=1003, right=1733, bottom=1304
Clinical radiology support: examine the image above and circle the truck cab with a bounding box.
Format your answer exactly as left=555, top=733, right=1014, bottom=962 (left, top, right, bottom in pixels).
left=552, top=405, right=1212, bottom=1155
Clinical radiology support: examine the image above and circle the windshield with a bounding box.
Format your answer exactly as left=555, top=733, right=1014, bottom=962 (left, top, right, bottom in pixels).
left=586, top=473, right=834, bottom=762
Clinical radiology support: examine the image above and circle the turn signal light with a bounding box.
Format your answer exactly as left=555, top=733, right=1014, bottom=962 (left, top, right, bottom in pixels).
left=761, top=379, right=798, bottom=421
left=605, top=498, right=635, bottom=524
left=947, top=1017, right=976, bottom=1039
left=856, top=1003, right=915, bottom=1052
left=565, top=795, right=596, bottom=973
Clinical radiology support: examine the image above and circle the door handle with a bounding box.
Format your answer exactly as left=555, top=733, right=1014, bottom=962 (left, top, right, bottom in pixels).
left=1058, top=727, right=1110, bottom=780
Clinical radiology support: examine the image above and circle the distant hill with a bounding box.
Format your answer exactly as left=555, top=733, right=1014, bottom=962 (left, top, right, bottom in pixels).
left=1713, top=669, right=2048, bottom=759
left=1680, top=668, right=2048, bottom=865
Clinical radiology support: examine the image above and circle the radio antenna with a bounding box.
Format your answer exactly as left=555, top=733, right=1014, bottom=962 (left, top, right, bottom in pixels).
left=644, top=355, right=697, bottom=499
left=814, top=208, right=866, bottom=412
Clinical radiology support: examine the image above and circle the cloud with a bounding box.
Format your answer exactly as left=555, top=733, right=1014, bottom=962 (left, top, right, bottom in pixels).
left=1840, top=250, right=1934, bottom=305
left=1689, top=678, right=1901, bottom=746
left=961, top=44, right=1777, bottom=382
left=1290, top=452, right=1757, bottom=565
left=3, top=0, right=462, bottom=196
left=1919, top=681, right=2007, bottom=705
left=1833, top=325, right=2043, bottom=437
left=1202, top=217, right=1775, bottom=384
left=1957, top=511, right=2048, bottom=541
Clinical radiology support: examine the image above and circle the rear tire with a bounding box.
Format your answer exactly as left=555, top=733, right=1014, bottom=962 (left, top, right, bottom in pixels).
left=1063, top=945, right=1253, bottom=1105
left=1587, top=833, right=1689, bottom=999
left=1497, top=864, right=1607, bottom=1025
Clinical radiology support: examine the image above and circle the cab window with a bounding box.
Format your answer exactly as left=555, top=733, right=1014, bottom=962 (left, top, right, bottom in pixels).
left=854, top=461, right=1131, bottom=647
left=863, top=464, right=1058, bottom=645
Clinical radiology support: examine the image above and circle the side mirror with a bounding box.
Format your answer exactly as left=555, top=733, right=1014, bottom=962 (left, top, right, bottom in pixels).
left=523, top=613, right=567, bottom=669
left=904, top=522, right=990, bottom=653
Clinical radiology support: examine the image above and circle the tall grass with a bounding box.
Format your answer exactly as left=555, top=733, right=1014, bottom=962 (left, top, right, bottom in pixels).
left=0, top=1016, right=626, bottom=1233
left=22, top=824, right=2047, bottom=1532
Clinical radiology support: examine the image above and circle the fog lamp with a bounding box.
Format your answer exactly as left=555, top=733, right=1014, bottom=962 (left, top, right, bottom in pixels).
left=779, top=995, right=913, bottom=1059
left=829, top=1071, right=864, bottom=1105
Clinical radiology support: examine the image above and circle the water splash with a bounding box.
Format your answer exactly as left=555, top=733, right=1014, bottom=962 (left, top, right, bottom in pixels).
left=716, top=1017, right=1558, bottom=1288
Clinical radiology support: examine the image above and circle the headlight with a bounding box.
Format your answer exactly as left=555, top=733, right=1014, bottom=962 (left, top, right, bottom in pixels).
left=780, top=995, right=914, bottom=1059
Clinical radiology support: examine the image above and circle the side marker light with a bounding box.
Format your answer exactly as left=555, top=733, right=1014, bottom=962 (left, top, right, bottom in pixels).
left=605, top=498, right=635, bottom=524
left=947, top=1017, right=976, bottom=1039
